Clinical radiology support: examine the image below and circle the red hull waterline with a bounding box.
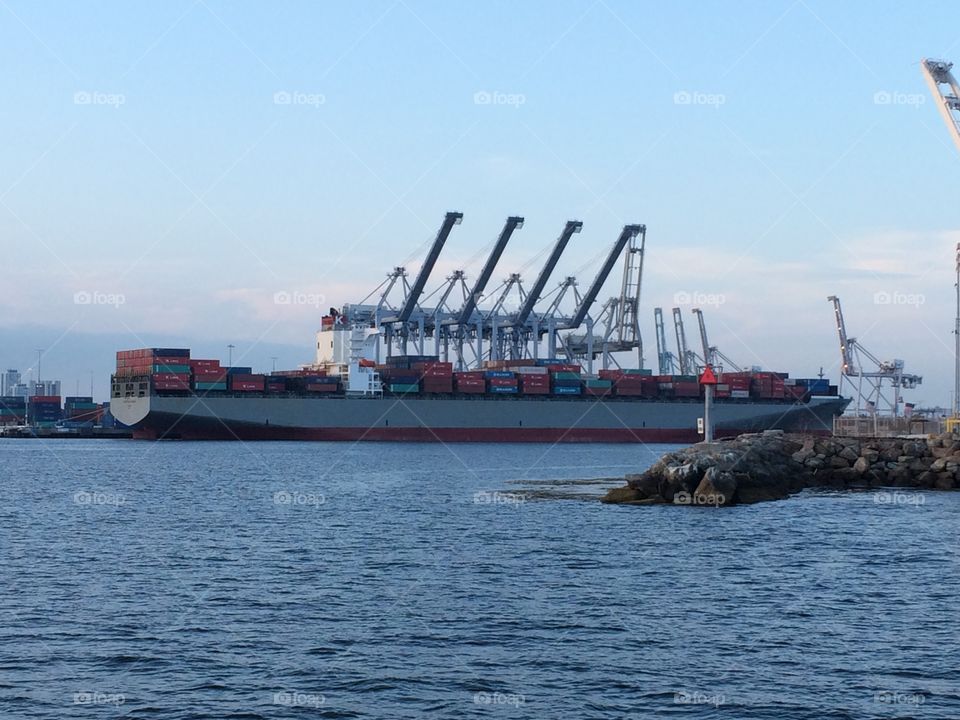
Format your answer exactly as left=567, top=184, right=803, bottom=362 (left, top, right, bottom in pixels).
left=131, top=423, right=831, bottom=443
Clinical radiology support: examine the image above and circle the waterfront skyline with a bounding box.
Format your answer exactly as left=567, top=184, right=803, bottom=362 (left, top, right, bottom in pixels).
left=1, top=1, right=958, bottom=403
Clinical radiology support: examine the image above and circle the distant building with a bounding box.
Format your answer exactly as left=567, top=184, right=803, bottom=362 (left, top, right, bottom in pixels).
left=1, top=369, right=20, bottom=395
left=30, top=380, right=61, bottom=397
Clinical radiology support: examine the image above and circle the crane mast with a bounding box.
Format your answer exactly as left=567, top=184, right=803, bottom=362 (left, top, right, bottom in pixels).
left=921, top=58, right=960, bottom=154
left=672, top=307, right=696, bottom=375
left=654, top=307, right=675, bottom=374
left=690, top=307, right=711, bottom=366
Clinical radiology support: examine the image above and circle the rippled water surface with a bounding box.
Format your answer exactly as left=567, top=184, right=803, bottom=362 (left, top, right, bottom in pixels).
left=1, top=439, right=958, bottom=719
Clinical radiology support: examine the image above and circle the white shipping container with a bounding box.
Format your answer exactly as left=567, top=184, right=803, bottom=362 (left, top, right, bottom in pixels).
left=730, top=390, right=750, bottom=399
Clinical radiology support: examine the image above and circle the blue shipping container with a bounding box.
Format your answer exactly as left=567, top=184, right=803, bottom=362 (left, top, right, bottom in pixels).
left=489, top=386, right=518, bottom=394
left=553, top=386, right=582, bottom=395
left=485, top=371, right=515, bottom=378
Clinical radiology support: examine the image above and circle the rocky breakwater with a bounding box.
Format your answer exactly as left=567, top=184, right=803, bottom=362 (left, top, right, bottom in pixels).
left=602, top=430, right=960, bottom=506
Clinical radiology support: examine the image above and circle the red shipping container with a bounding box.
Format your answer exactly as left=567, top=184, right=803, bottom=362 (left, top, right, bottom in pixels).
left=521, top=385, right=550, bottom=394
left=456, top=385, right=485, bottom=394
left=153, top=373, right=190, bottom=383
left=546, top=364, right=581, bottom=373
left=488, top=378, right=519, bottom=387
left=305, top=383, right=338, bottom=392
left=190, top=359, right=221, bottom=371
left=266, top=383, right=286, bottom=392
left=29, top=395, right=61, bottom=403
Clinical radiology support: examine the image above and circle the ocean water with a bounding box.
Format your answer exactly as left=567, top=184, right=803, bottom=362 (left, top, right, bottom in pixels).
left=0, top=439, right=957, bottom=719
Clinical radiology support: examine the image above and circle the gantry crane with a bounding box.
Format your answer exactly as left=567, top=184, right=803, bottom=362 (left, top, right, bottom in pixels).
left=690, top=308, right=742, bottom=372
left=921, top=57, right=960, bottom=427
left=653, top=307, right=678, bottom=374
left=827, top=295, right=921, bottom=416
left=341, top=214, right=648, bottom=371
left=561, top=225, right=647, bottom=371
left=671, top=307, right=700, bottom=375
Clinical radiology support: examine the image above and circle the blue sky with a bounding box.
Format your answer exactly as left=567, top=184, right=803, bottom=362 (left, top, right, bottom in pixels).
left=2, top=0, right=960, bottom=404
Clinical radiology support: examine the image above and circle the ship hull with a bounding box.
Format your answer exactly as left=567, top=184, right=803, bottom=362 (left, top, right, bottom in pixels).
left=111, top=394, right=849, bottom=443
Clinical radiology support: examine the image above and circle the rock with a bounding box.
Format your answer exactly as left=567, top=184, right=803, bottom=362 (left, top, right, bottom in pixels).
left=603, top=431, right=958, bottom=508
left=838, top=446, right=859, bottom=462
left=626, top=472, right=660, bottom=499
left=693, top=467, right=737, bottom=506
left=601, top=486, right=646, bottom=503
left=935, top=475, right=955, bottom=491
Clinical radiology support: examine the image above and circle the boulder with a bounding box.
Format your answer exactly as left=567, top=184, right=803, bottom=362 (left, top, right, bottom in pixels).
left=694, top=466, right=737, bottom=506
left=838, top=446, right=860, bottom=462
left=853, top=456, right=870, bottom=474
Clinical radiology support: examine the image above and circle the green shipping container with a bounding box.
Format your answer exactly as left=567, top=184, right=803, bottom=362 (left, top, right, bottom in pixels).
left=585, top=379, right=613, bottom=388
left=195, top=382, right=227, bottom=391
left=623, top=368, right=653, bottom=375
left=552, top=371, right=581, bottom=381
left=153, top=364, right=191, bottom=374
left=389, top=383, right=421, bottom=393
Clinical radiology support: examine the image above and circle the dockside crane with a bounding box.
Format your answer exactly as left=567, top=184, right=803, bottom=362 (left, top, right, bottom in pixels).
left=671, top=307, right=699, bottom=375
left=504, top=220, right=582, bottom=359
left=448, top=216, right=523, bottom=368
left=827, top=295, right=922, bottom=415
left=690, top=308, right=742, bottom=372
left=921, top=57, right=960, bottom=428
left=381, top=211, right=463, bottom=355
left=654, top=307, right=678, bottom=374
left=561, top=225, right=646, bottom=371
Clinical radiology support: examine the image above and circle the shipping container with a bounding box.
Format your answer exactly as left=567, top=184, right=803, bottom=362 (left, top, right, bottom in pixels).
left=194, top=382, right=227, bottom=391
left=226, top=366, right=253, bottom=375
left=389, top=383, right=420, bottom=394
left=305, top=383, right=339, bottom=393
left=553, top=385, right=581, bottom=395
left=488, top=385, right=518, bottom=394
left=730, top=390, right=750, bottom=399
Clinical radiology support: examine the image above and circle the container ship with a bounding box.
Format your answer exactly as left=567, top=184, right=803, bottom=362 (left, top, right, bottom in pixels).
left=110, top=336, right=847, bottom=443
left=110, top=214, right=849, bottom=441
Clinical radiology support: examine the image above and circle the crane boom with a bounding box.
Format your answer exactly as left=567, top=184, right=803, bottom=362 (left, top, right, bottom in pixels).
left=566, top=224, right=642, bottom=329
left=827, top=295, right=853, bottom=374
left=396, top=211, right=463, bottom=323
left=921, top=58, right=960, bottom=154
left=513, top=220, right=582, bottom=326
left=456, top=216, right=523, bottom=326
left=672, top=307, right=691, bottom=375
left=654, top=307, right=671, bottom=374
left=691, top=308, right=711, bottom=365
